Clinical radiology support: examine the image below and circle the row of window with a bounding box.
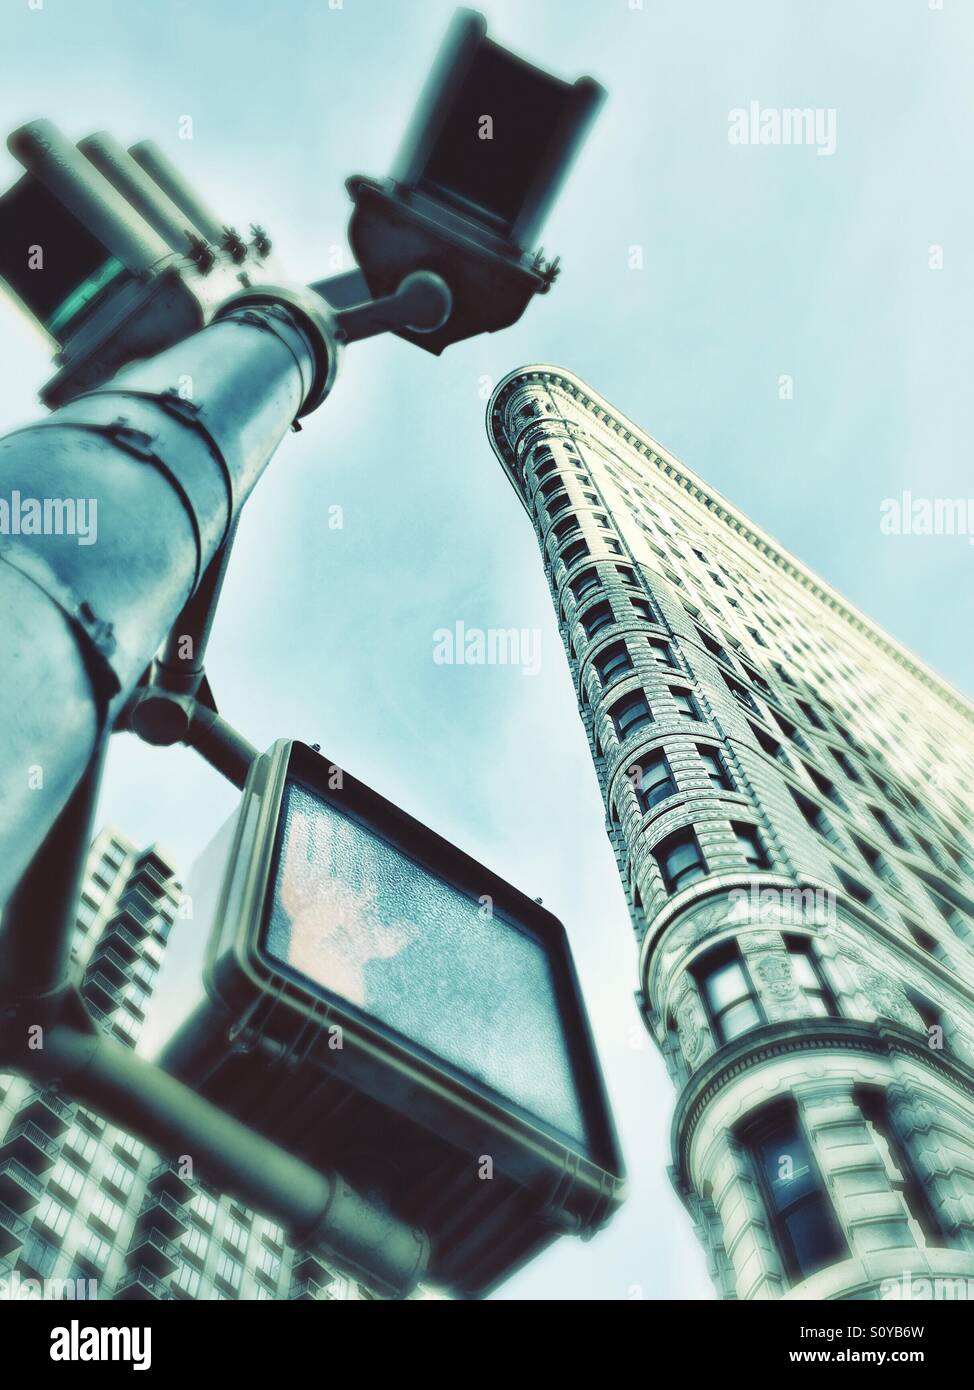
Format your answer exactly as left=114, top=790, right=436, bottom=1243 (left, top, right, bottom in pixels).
left=691, top=938, right=834, bottom=1046
left=605, top=679, right=707, bottom=750
left=597, top=447, right=970, bottom=818
left=653, top=822, right=770, bottom=895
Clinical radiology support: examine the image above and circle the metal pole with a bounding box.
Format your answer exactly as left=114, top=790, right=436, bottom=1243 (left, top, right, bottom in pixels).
left=184, top=702, right=258, bottom=788
left=0, top=287, right=337, bottom=910
left=15, top=1021, right=428, bottom=1298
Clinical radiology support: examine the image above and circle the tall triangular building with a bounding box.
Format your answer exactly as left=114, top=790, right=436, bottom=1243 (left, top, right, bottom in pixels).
left=488, top=366, right=974, bottom=1300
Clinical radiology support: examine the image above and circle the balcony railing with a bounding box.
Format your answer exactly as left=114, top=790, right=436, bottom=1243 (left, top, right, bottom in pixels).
left=0, top=1158, right=42, bottom=1212
left=125, top=1229, right=179, bottom=1276
left=86, top=946, right=132, bottom=986
left=137, top=1190, right=189, bottom=1238
left=83, top=971, right=123, bottom=1010
left=147, top=1161, right=195, bottom=1203
left=0, top=1121, right=60, bottom=1172
left=114, top=1266, right=174, bottom=1301
left=0, top=1201, right=29, bottom=1255
left=20, top=1088, right=72, bottom=1134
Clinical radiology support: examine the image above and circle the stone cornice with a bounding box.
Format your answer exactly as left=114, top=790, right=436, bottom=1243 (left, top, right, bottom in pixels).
left=487, top=365, right=974, bottom=729
left=670, top=1016, right=974, bottom=1192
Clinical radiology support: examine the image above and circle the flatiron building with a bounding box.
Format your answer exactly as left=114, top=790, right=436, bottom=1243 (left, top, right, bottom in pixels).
left=488, top=366, right=974, bottom=1300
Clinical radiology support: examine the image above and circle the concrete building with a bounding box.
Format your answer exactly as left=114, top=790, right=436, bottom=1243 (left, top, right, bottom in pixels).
left=0, top=829, right=354, bottom=1301
left=488, top=365, right=974, bottom=1300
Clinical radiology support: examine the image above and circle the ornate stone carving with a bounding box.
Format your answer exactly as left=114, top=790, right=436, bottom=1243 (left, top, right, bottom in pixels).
left=661, top=895, right=738, bottom=962
left=752, top=952, right=799, bottom=1002
left=856, top=964, right=915, bottom=1026
left=672, top=977, right=713, bottom=1069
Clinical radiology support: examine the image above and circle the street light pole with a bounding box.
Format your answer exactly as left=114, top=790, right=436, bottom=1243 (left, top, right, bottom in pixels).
left=0, top=286, right=337, bottom=909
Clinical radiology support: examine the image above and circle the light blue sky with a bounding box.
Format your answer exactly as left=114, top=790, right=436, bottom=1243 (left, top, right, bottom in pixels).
left=2, top=0, right=972, bottom=1300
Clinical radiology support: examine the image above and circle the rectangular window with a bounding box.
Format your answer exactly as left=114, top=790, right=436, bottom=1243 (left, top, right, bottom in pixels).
left=570, top=570, right=600, bottom=603
left=775, top=712, right=813, bottom=755
left=695, top=943, right=763, bottom=1042
left=64, top=1127, right=98, bottom=1168
left=182, top=1225, right=209, bottom=1264
left=752, top=722, right=788, bottom=765
left=561, top=538, right=589, bottom=568
left=670, top=686, right=701, bottom=721
left=616, top=565, right=638, bottom=586
left=611, top=691, right=654, bottom=741
left=88, top=1190, right=123, bottom=1235
left=830, top=747, right=862, bottom=784
left=806, top=765, right=845, bottom=809
left=582, top=601, right=613, bottom=639
left=191, top=1191, right=217, bottom=1226
left=224, top=1217, right=248, bottom=1255
left=869, top=806, right=908, bottom=850
left=834, top=865, right=884, bottom=917
left=630, top=751, right=676, bottom=811
left=552, top=514, right=579, bottom=541
left=697, top=627, right=730, bottom=664
left=216, top=1250, right=243, bottom=1292
left=724, top=674, right=759, bottom=714
left=907, top=921, right=945, bottom=960
left=173, top=1264, right=202, bottom=1298
left=648, top=637, right=676, bottom=667
left=630, top=597, right=655, bottom=623
left=797, top=699, right=826, bottom=730
left=547, top=492, right=570, bottom=516
left=853, top=836, right=899, bottom=890
left=594, top=642, right=633, bottom=687
left=699, top=746, right=733, bottom=791
left=21, top=1234, right=58, bottom=1278
left=35, top=1194, right=71, bottom=1240
left=102, top=1156, right=135, bottom=1198
left=792, top=789, right=841, bottom=847
left=743, top=1106, right=846, bottom=1281
left=50, top=1158, right=85, bottom=1203
left=786, top=937, right=836, bottom=1016
left=734, top=823, right=770, bottom=870
left=655, top=828, right=706, bottom=895
left=79, top=1231, right=110, bottom=1270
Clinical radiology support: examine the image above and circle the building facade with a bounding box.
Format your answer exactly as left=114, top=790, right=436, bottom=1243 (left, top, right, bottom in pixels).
left=488, top=366, right=974, bottom=1300
left=0, top=828, right=354, bottom=1302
